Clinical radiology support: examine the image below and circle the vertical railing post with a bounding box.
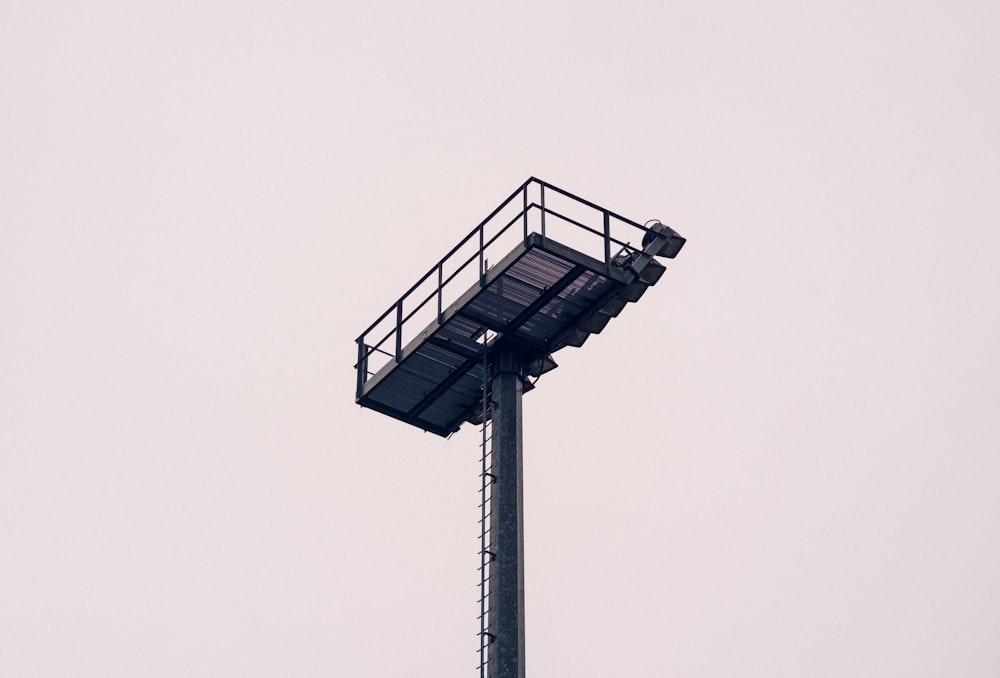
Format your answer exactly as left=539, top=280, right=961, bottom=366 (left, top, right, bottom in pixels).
left=479, top=223, right=486, bottom=287
left=539, top=184, right=546, bottom=244
left=356, top=339, right=366, bottom=399
left=437, top=263, right=444, bottom=323
left=603, top=211, right=611, bottom=275
left=395, top=301, right=403, bottom=362
left=522, top=184, right=529, bottom=242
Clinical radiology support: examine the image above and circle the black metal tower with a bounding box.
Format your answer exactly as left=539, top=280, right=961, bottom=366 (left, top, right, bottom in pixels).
left=355, top=178, right=685, bottom=678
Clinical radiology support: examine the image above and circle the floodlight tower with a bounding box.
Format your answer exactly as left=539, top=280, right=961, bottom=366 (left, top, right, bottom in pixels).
left=355, top=178, right=685, bottom=678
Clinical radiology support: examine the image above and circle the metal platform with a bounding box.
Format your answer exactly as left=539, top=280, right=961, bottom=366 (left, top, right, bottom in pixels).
left=355, top=178, right=684, bottom=436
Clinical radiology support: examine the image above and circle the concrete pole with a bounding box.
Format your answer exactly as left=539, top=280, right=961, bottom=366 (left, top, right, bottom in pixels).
left=487, top=347, right=526, bottom=678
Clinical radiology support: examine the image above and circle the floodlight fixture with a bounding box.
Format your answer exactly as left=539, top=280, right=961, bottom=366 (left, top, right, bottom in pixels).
left=642, top=219, right=687, bottom=258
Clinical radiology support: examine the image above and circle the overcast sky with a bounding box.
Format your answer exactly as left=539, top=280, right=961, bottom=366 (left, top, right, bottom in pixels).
left=2, top=2, right=999, bottom=676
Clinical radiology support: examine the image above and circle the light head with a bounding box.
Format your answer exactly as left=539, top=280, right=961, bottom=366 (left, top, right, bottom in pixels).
left=642, top=221, right=686, bottom=258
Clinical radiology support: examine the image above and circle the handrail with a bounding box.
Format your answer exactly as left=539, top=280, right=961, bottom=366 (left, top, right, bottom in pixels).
left=355, top=178, right=655, bottom=386
left=530, top=177, right=647, bottom=231
left=356, top=178, right=533, bottom=343
left=371, top=201, right=531, bottom=355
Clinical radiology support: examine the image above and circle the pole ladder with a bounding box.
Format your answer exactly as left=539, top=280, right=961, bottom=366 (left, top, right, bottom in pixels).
left=477, top=351, right=495, bottom=676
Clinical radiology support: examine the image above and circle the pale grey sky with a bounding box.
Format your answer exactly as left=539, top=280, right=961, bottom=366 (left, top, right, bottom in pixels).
left=2, top=2, right=999, bottom=676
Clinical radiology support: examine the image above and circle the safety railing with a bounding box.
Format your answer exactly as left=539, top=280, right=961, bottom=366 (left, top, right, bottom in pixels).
left=355, top=178, right=653, bottom=396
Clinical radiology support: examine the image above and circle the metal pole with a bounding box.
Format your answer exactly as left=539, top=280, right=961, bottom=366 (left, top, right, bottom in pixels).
left=487, top=347, right=526, bottom=678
